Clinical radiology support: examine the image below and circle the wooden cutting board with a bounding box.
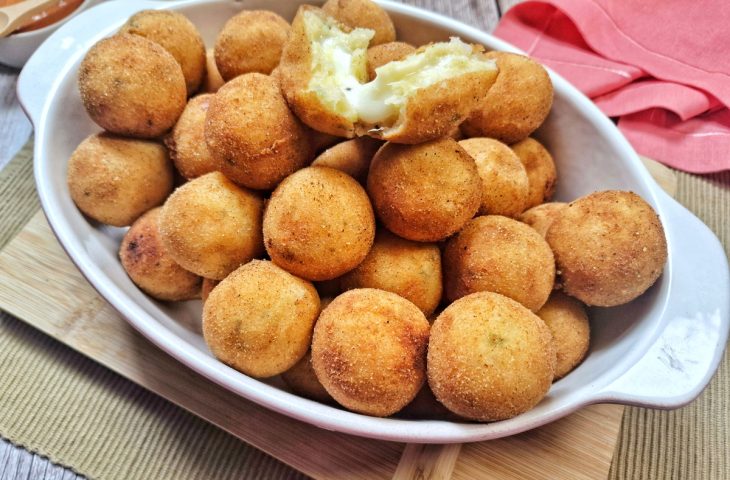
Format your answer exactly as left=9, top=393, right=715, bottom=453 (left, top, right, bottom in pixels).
left=0, top=157, right=675, bottom=479
left=0, top=213, right=620, bottom=479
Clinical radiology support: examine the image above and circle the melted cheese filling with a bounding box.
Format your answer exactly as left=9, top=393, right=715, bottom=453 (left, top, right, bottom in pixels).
left=305, top=11, right=497, bottom=126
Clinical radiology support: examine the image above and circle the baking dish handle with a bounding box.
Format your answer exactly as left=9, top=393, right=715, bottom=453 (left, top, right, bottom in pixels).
left=590, top=188, right=730, bottom=408
left=16, top=0, right=175, bottom=126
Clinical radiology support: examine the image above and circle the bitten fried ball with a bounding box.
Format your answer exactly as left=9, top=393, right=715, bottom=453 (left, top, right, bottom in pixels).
left=202, top=49, right=225, bottom=93
left=459, top=137, right=529, bottom=217
left=201, top=278, right=220, bottom=303
left=203, top=260, right=320, bottom=378
left=311, top=136, right=382, bottom=183
left=158, top=172, right=264, bottom=280
left=214, top=10, right=290, bottom=80
left=367, top=138, right=481, bottom=242
left=121, top=10, right=206, bottom=95
left=366, top=41, right=416, bottom=80
left=281, top=350, right=333, bottom=403
left=428, top=292, right=555, bottom=422
left=519, top=202, right=568, bottom=237
left=165, top=94, right=218, bottom=180
left=278, top=8, right=497, bottom=142
left=78, top=34, right=186, bottom=138
left=462, top=52, right=553, bottom=144
left=119, top=208, right=201, bottom=301
left=341, top=229, right=442, bottom=316
left=511, top=137, right=557, bottom=209
left=263, top=166, right=375, bottom=281
left=536, top=291, right=590, bottom=379
left=322, top=0, right=396, bottom=46
left=311, top=289, right=430, bottom=416
left=67, top=133, right=173, bottom=227
left=546, top=190, right=668, bottom=307
left=443, top=215, right=555, bottom=312
left=205, top=73, right=312, bottom=190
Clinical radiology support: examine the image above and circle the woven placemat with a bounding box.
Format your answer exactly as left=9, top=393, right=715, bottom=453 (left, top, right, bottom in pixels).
left=1, top=139, right=728, bottom=479
left=0, top=139, right=306, bottom=480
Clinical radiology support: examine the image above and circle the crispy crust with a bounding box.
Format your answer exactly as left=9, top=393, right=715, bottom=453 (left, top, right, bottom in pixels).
left=158, top=172, right=264, bottom=280
left=459, top=137, right=530, bottom=217
left=278, top=6, right=356, bottom=137
left=311, top=289, right=430, bottom=416
left=311, top=136, right=382, bottom=183
left=67, top=133, right=173, bottom=227
left=519, top=202, right=568, bottom=238
left=366, top=41, right=416, bottom=80
left=205, top=73, right=313, bottom=190
left=214, top=10, right=291, bottom=80
left=536, top=291, right=590, bottom=379
left=121, top=10, right=206, bottom=95
left=78, top=34, right=186, bottom=138
left=428, top=291, right=555, bottom=421
left=119, top=208, right=201, bottom=301
left=546, top=190, right=668, bottom=306
left=263, top=166, right=376, bottom=281
left=462, top=51, right=553, bottom=144
left=281, top=349, right=333, bottom=403
left=322, top=0, right=396, bottom=46
left=203, top=260, right=320, bottom=378
left=443, top=215, right=556, bottom=312
left=511, top=137, right=557, bottom=209
left=340, top=229, right=443, bottom=316
left=367, top=138, right=482, bottom=242
left=165, top=93, right=218, bottom=180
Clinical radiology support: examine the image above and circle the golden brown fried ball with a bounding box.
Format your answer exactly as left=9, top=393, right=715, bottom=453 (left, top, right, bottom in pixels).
left=459, top=137, right=530, bottom=217
left=462, top=51, right=553, bottom=144
left=202, top=49, right=225, bottom=93
left=67, top=133, right=173, bottom=227
left=536, top=291, right=590, bottom=379
left=214, top=10, right=290, bottom=80
left=519, top=202, right=568, bottom=237
left=119, top=208, right=201, bottom=301
left=281, top=350, right=333, bottom=403
left=201, top=278, right=220, bottom=303
left=263, top=166, right=375, bottom=281
left=165, top=94, right=219, bottom=180
left=311, top=136, right=382, bottom=183
left=341, top=229, right=442, bottom=316
left=511, top=137, right=557, bottom=209
left=428, top=291, right=555, bottom=422
left=546, top=190, right=668, bottom=307
left=121, top=10, right=206, bottom=95
left=78, top=34, right=186, bottom=138
left=366, top=41, right=416, bottom=80
left=311, top=288, right=430, bottom=416
left=443, top=215, right=555, bottom=312
left=203, top=260, right=320, bottom=378
left=322, top=0, right=396, bottom=46
left=367, top=138, right=481, bottom=242
left=205, top=73, right=312, bottom=190
left=158, top=172, right=264, bottom=280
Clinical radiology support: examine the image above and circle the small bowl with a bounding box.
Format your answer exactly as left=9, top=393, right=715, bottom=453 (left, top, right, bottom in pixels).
left=0, top=0, right=101, bottom=68
left=17, top=0, right=730, bottom=443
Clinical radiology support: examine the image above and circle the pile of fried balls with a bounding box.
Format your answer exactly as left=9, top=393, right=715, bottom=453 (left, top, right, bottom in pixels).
left=67, top=0, right=668, bottom=421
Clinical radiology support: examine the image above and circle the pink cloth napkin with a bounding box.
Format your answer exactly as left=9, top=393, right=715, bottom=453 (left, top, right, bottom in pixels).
left=493, top=0, right=730, bottom=173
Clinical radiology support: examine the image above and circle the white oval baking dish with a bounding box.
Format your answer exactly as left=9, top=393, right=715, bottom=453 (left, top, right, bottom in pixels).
left=17, top=0, right=730, bottom=443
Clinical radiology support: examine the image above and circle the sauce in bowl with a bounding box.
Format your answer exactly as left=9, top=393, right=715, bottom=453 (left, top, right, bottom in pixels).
left=1, top=0, right=84, bottom=34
